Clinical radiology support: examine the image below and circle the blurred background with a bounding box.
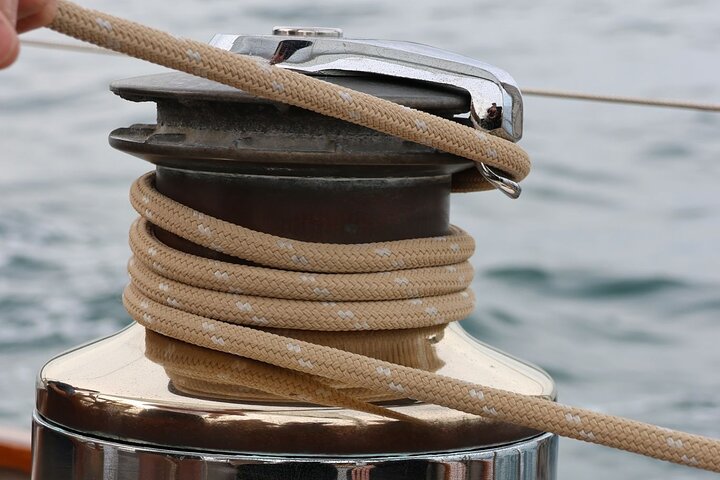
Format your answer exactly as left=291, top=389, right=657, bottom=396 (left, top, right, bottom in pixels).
left=1, top=0, right=719, bottom=478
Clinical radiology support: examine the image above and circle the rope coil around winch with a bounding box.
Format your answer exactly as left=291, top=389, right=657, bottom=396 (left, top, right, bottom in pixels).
left=47, top=0, right=720, bottom=473
left=130, top=174, right=476, bottom=274
left=123, top=175, right=720, bottom=471
left=129, top=218, right=476, bottom=302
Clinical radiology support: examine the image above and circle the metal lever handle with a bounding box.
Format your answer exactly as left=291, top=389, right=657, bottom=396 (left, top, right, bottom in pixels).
left=477, top=163, right=522, bottom=199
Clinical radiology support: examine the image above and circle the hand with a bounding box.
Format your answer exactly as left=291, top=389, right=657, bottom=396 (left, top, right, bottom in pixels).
left=1, top=0, right=58, bottom=68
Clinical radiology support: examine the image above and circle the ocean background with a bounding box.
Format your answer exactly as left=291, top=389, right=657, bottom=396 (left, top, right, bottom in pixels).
left=1, top=0, right=719, bottom=478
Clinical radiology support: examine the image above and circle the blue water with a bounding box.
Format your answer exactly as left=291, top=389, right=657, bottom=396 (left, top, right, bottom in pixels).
left=1, top=1, right=719, bottom=478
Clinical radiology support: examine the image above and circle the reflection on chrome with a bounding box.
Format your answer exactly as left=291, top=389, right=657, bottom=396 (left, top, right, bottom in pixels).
left=36, top=323, right=554, bottom=455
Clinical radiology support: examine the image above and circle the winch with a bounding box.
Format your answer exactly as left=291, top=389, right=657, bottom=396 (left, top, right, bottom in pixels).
left=32, top=28, right=557, bottom=480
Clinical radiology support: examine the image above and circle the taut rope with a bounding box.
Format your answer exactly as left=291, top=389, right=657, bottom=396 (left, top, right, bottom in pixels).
left=47, top=0, right=720, bottom=472
left=521, top=87, right=720, bottom=113
left=21, top=39, right=720, bottom=113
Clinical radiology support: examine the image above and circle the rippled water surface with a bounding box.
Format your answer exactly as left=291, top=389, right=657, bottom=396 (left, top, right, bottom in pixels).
left=1, top=1, right=719, bottom=478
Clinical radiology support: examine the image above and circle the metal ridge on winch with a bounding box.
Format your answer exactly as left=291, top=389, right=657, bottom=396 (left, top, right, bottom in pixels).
left=211, top=27, right=523, bottom=142
left=213, top=26, right=523, bottom=198
left=110, top=26, right=524, bottom=197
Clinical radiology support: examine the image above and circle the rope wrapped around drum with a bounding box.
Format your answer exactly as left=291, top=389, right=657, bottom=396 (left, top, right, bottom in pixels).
left=46, top=0, right=720, bottom=473
left=122, top=174, right=720, bottom=472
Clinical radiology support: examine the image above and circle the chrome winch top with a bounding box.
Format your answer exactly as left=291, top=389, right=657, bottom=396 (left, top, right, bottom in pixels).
left=211, top=27, right=524, bottom=143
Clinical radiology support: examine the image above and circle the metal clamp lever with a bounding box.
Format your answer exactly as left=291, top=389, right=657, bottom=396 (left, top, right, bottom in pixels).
left=477, top=163, right=522, bottom=199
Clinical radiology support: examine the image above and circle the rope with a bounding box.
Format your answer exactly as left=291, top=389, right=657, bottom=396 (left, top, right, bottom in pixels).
left=129, top=174, right=475, bottom=274
left=48, top=0, right=530, bottom=193
left=523, top=87, right=720, bottom=113
left=20, top=38, right=120, bottom=55
left=20, top=38, right=720, bottom=113
left=44, top=0, right=720, bottom=472
left=123, top=176, right=720, bottom=472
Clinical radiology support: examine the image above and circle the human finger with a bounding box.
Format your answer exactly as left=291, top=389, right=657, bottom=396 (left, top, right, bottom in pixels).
left=18, top=0, right=50, bottom=20
left=0, top=0, right=19, bottom=25
left=16, top=0, right=56, bottom=33
left=0, top=11, right=19, bottom=68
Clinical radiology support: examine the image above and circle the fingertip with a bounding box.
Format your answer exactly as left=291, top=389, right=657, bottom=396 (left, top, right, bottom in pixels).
left=0, top=40, right=20, bottom=69
left=0, top=15, right=20, bottom=69
left=17, top=1, right=59, bottom=34
left=18, top=0, right=51, bottom=20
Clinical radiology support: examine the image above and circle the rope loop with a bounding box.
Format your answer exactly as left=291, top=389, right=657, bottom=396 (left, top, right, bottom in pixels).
left=123, top=175, right=720, bottom=472
left=130, top=173, right=475, bottom=274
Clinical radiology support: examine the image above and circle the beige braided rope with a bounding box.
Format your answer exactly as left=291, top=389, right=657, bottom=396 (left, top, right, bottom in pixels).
left=45, top=0, right=720, bottom=472
left=129, top=175, right=475, bottom=330
left=129, top=219, right=475, bottom=301
left=124, top=284, right=720, bottom=472
left=128, top=254, right=475, bottom=331
left=123, top=179, right=720, bottom=472
left=48, top=0, right=529, bottom=193
left=131, top=173, right=475, bottom=274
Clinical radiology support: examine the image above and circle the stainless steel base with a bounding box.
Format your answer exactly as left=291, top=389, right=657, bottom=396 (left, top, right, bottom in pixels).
left=32, top=412, right=557, bottom=480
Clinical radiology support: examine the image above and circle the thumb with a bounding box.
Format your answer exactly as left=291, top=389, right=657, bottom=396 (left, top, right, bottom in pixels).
left=0, top=0, right=19, bottom=25
left=0, top=11, right=20, bottom=68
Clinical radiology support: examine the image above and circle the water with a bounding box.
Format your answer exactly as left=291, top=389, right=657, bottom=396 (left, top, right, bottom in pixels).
left=1, top=0, right=719, bottom=478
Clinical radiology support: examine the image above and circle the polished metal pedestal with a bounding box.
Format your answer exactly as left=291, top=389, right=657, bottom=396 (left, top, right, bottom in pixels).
left=33, top=412, right=557, bottom=480
left=32, top=324, right=557, bottom=480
